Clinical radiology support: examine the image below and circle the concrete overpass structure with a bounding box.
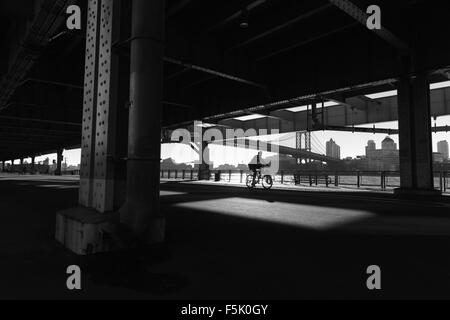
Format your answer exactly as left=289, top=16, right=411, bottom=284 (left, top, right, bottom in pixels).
left=1, top=0, right=450, bottom=255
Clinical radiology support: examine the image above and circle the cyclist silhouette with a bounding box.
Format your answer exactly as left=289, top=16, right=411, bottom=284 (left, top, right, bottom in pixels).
left=248, top=151, right=268, bottom=187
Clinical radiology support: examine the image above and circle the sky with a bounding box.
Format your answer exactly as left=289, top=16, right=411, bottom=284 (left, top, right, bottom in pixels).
left=7, top=82, right=450, bottom=166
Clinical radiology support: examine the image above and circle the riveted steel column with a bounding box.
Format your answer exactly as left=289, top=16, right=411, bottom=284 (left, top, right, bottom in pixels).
left=79, top=0, right=101, bottom=207
left=92, top=0, right=118, bottom=213
left=119, top=0, right=165, bottom=243
left=79, top=0, right=128, bottom=212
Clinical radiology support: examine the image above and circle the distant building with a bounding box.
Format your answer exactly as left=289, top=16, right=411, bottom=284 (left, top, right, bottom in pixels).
left=234, top=163, right=249, bottom=171
left=366, top=140, right=376, bottom=154
left=381, top=137, right=397, bottom=150
left=437, top=141, right=449, bottom=160
left=326, top=139, right=341, bottom=159
left=161, top=158, right=194, bottom=170
left=433, top=152, right=444, bottom=163
left=365, top=137, right=399, bottom=171
left=216, top=164, right=238, bottom=170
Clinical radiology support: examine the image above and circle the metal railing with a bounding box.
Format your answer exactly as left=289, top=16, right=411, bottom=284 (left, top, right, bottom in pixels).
left=160, top=169, right=449, bottom=193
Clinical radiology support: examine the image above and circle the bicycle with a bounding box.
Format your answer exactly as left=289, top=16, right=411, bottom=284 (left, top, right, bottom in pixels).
left=246, top=164, right=273, bottom=190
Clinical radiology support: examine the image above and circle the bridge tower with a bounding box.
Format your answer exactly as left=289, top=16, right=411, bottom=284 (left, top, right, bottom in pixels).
left=296, top=131, right=311, bottom=164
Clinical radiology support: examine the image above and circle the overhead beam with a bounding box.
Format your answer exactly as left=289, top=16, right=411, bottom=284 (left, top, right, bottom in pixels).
left=165, top=67, right=191, bottom=81
left=164, top=57, right=268, bottom=90
left=256, top=22, right=357, bottom=62
left=0, top=116, right=81, bottom=126
left=162, top=101, right=194, bottom=109
left=2, top=102, right=82, bottom=111
left=0, top=125, right=80, bottom=134
left=317, top=125, right=398, bottom=135
left=199, top=78, right=397, bottom=123
left=0, top=131, right=78, bottom=139
left=19, top=78, right=83, bottom=90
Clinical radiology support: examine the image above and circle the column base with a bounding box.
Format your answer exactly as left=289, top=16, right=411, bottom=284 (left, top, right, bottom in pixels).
left=393, top=188, right=442, bottom=197
left=56, top=205, right=165, bottom=255
left=198, top=170, right=210, bottom=180
left=55, top=207, right=118, bottom=255
left=119, top=201, right=165, bottom=245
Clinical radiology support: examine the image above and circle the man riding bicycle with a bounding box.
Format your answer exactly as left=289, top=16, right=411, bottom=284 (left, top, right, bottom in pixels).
left=248, top=151, right=269, bottom=187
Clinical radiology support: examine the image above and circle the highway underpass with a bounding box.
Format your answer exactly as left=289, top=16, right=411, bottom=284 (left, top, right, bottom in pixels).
left=1, top=0, right=450, bottom=300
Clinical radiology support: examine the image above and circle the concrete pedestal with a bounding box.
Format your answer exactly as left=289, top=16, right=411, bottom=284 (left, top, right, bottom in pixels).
left=55, top=207, right=117, bottom=255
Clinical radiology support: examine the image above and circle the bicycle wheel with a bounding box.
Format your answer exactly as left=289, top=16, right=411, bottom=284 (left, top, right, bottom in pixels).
left=246, top=174, right=255, bottom=189
left=262, top=175, right=273, bottom=190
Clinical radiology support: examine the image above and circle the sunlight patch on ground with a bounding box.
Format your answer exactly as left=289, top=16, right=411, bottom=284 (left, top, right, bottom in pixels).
left=34, top=184, right=79, bottom=189
left=160, top=190, right=188, bottom=196
left=173, top=197, right=374, bottom=230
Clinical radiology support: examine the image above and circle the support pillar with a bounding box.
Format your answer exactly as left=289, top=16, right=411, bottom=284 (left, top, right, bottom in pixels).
left=395, top=67, right=438, bottom=195
left=55, top=149, right=63, bottom=176
left=118, top=0, right=165, bottom=244
left=31, top=156, right=35, bottom=174
left=56, top=0, right=131, bottom=255
left=198, top=140, right=210, bottom=180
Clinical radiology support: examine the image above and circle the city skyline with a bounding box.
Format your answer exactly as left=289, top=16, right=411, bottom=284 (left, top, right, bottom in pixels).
left=4, top=117, right=450, bottom=167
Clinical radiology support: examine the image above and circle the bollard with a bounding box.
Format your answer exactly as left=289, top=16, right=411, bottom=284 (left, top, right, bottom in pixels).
left=240, top=170, right=243, bottom=184
left=175, top=170, right=178, bottom=179
left=380, top=171, right=383, bottom=190
left=357, top=171, right=360, bottom=188
left=294, top=173, right=300, bottom=185
left=444, top=171, right=447, bottom=192
left=309, top=174, right=312, bottom=186
left=229, top=170, right=232, bottom=182
left=281, top=171, right=284, bottom=184
left=335, top=172, right=339, bottom=187
left=215, top=170, right=221, bottom=182
left=325, top=174, right=329, bottom=187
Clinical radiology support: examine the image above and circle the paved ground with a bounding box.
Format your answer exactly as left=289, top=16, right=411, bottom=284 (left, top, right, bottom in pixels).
left=1, top=174, right=450, bottom=299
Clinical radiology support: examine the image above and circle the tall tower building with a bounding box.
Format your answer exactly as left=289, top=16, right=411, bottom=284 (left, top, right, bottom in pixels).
left=366, top=140, right=376, bottom=156
left=326, top=139, right=341, bottom=159
left=437, top=140, right=449, bottom=160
